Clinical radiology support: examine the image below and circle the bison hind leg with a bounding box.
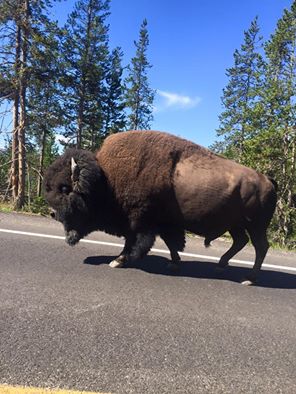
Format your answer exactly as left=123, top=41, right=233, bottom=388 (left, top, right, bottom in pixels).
left=160, top=228, right=186, bottom=271
left=241, top=226, right=269, bottom=285
left=216, top=228, right=249, bottom=272
left=204, top=238, right=212, bottom=248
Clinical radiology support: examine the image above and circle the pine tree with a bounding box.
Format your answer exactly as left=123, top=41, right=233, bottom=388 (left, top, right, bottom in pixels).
left=27, top=23, right=63, bottom=196
left=215, top=17, right=265, bottom=162
left=0, top=0, right=18, bottom=100
left=0, top=144, right=11, bottom=201
left=258, top=1, right=296, bottom=244
left=0, top=0, right=31, bottom=208
left=125, top=19, right=155, bottom=130
left=60, top=0, right=110, bottom=149
left=214, top=4, right=296, bottom=246
left=103, top=47, right=126, bottom=136
left=0, top=0, right=59, bottom=207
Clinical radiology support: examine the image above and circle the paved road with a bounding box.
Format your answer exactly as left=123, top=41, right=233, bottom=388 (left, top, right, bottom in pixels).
left=0, top=212, right=296, bottom=393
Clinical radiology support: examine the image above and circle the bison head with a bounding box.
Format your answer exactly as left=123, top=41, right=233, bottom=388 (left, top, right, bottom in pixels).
left=44, top=149, right=105, bottom=245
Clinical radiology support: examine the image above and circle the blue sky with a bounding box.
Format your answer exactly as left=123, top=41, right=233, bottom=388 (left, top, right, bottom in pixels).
left=0, top=0, right=293, bottom=149
left=52, top=0, right=293, bottom=147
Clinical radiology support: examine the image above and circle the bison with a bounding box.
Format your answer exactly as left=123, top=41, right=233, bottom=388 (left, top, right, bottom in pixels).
left=44, top=130, right=277, bottom=285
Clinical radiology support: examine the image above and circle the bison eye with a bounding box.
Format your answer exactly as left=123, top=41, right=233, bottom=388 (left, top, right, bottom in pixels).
left=60, top=184, right=71, bottom=194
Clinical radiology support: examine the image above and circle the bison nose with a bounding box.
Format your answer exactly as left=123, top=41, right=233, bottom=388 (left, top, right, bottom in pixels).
left=50, top=209, right=56, bottom=219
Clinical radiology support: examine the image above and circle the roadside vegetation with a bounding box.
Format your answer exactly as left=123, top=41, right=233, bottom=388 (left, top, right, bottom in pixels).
left=0, top=0, right=295, bottom=249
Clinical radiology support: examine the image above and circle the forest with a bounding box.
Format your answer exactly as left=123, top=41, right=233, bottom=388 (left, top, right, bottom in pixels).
left=0, top=0, right=295, bottom=248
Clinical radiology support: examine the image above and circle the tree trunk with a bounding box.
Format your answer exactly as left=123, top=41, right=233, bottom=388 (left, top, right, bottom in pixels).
left=77, top=96, right=84, bottom=149
left=16, top=80, right=26, bottom=209
left=15, top=0, right=29, bottom=209
left=77, top=77, right=87, bottom=149
left=37, top=126, right=46, bottom=197
left=11, top=24, right=21, bottom=203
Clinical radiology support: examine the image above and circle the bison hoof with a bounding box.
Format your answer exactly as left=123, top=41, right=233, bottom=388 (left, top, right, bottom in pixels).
left=240, top=278, right=254, bottom=286
left=109, top=259, right=125, bottom=268
left=167, top=262, right=180, bottom=272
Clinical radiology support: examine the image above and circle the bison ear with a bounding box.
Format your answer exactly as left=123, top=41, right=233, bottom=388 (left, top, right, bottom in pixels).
left=71, top=157, right=80, bottom=184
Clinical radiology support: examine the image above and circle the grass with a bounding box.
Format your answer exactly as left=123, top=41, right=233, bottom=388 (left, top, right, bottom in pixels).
left=0, top=199, right=50, bottom=216
left=0, top=201, right=14, bottom=213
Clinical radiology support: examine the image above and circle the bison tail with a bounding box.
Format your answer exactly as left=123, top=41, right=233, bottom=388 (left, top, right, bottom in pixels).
left=204, top=238, right=211, bottom=248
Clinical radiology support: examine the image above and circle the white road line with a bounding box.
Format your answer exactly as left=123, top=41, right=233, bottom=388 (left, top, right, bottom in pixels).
left=0, top=228, right=295, bottom=273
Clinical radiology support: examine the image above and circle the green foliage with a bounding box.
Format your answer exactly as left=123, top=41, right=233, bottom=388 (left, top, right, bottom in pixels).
left=25, top=196, right=50, bottom=215
left=1, top=0, right=292, bottom=249
left=0, top=0, right=154, bottom=209
left=27, top=21, right=63, bottom=137
left=60, top=0, right=111, bottom=149
left=125, top=19, right=155, bottom=130
left=216, top=17, right=265, bottom=163
left=104, top=47, right=126, bottom=136
left=214, top=2, right=296, bottom=247
left=0, top=146, right=10, bottom=197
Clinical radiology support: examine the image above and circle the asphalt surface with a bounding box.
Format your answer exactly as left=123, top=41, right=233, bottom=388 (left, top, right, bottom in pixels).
left=0, top=212, right=296, bottom=393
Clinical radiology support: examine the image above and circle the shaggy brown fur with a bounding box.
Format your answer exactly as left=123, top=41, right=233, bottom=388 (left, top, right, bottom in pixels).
left=44, top=130, right=277, bottom=285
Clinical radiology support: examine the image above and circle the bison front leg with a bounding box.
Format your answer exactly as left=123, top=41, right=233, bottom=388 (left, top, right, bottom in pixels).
left=109, top=232, right=155, bottom=268
left=109, top=252, right=129, bottom=268
left=109, top=234, right=136, bottom=268
left=167, top=250, right=181, bottom=272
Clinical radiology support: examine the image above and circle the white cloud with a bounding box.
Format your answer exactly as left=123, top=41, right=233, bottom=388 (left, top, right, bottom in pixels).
left=156, top=90, right=201, bottom=112
left=55, top=134, right=70, bottom=144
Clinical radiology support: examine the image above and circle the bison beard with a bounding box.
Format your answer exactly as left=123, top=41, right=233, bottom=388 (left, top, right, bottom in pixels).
left=44, top=130, right=277, bottom=285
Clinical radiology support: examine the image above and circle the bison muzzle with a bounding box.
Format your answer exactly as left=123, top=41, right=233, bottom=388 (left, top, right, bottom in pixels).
left=44, top=130, right=277, bottom=285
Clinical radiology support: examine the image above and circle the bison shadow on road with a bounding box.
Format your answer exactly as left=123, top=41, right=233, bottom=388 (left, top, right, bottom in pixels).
left=84, top=255, right=296, bottom=289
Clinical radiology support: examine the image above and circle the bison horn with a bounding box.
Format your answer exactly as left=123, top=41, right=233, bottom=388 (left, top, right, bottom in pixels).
left=71, top=157, right=77, bottom=173
left=71, top=157, right=80, bottom=185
